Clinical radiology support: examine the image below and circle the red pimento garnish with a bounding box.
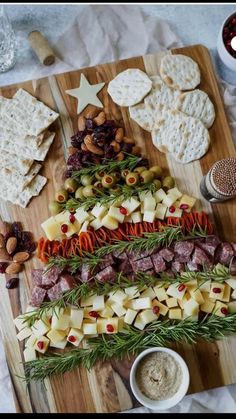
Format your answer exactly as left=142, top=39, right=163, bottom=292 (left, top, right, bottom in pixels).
left=221, top=307, right=228, bottom=316
left=152, top=306, right=160, bottom=315
left=169, top=206, right=175, bottom=213
left=69, top=214, right=76, bottom=224
left=179, top=204, right=189, bottom=210
left=89, top=310, right=99, bottom=319
left=119, top=206, right=127, bottom=215
left=37, top=341, right=44, bottom=350
left=68, top=335, right=76, bottom=343
left=106, top=176, right=113, bottom=184
left=212, top=287, right=221, bottom=294
left=178, top=284, right=186, bottom=292
left=58, top=195, right=65, bottom=202
left=61, top=224, right=68, bottom=233
left=106, top=324, right=114, bottom=333
left=129, top=177, right=136, bottom=184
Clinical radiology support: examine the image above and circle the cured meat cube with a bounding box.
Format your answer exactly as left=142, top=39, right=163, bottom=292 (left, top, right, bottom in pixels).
left=95, top=266, right=117, bottom=282
left=159, top=248, right=175, bottom=262
left=165, top=269, right=175, bottom=278
left=119, top=259, right=133, bottom=274
left=151, top=254, right=166, bottom=273
left=198, top=235, right=221, bottom=257
left=41, top=266, right=63, bottom=287
left=144, top=269, right=155, bottom=277
left=59, top=273, right=75, bottom=291
left=128, top=249, right=151, bottom=261
left=191, top=246, right=212, bottom=267
left=131, top=257, right=154, bottom=273
left=230, top=257, right=236, bottom=276
left=31, top=269, right=44, bottom=287
left=47, top=283, right=63, bottom=301
left=215, top=243, right=234, bottom=266
left=126, top=272, right=136, bottom=281
left=80, top=264, right=93, bottom=282
left=174, top=241, right=194, bottom=263
left=30, top=286, right=47, bottom=307
left=112, top=249, right=127, bottom=260
left=187, top=260, right=200, bottom=272
left=98, top=253, right=114, bottom=270
left=172, top=261, right=184, bottom=273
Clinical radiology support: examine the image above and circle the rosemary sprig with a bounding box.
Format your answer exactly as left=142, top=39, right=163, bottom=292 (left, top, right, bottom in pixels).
left=46, top=252, right=100, bottom=274
left=24, top=313, right=236, bottom=382
left=71, top=154, right=142, bottom=181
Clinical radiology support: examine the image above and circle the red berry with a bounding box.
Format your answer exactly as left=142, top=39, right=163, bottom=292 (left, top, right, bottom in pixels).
left=220, top=307, right=228, bottom=316
left=69, top=214, right=76, bottom=224
left=179, top=204, right=189, bottom=210
left=68, top=335, right=76, bottom=343
left=232, top=18, right=236, bottom=25
left=212, top=287, right=221, bottom=294
left=152, top=306, right=160, bottom=315
left=178, top=284, right=186, bottom=292
left=106, top=324, right=114, bottom=333
left=119, top=206, right=127, bottom=215
left=61, top=224, right=68, bottom=233
left=89, top=310, right=99, bottom=319
left=169, top=205, right=175, bottom=213
left=37, top=341, right=44, bottom=350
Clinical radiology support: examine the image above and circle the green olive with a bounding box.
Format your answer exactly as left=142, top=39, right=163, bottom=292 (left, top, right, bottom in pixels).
left=134, top=166, right=147, bottom=174
left=153, top=179, right=162, bottom=190
left=125, top=172, right=139, bottom=186
left=110, top=185, right=121, bottom=194
left=64, top=178, right=78, bottom=193
left=80, top=175, right=94, bottom=186
left=75, top=186, right=84, bottom=200
left=121, top=169, right=130, bottom=179
left=101, top=174, right=116, bottom=188
left=149, top=165, right=163, bottom=179
left=95, top=170, right=106, bottom=180
left=93, top=180, right=103, bottom=191
left=162, top=176, right=175, bottom=191
left=49, top=201, right=62, bottom=216
left=55, top=188, right=68, bottom=203
left=110, top=171, right=121, bottom=182
left=82, top=185, right=95, bottom=197
left=140, top=170, right=155, bottom=184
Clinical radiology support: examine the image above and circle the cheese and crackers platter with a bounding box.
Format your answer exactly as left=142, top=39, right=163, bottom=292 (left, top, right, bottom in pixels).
left=0, top=44, right=236, bottom=413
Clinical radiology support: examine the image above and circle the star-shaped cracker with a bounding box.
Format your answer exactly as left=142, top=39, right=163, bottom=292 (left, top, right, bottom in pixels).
left=66, top=74, right=105, bottom=114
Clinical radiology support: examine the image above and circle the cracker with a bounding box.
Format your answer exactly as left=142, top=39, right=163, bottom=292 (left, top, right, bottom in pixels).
left=0, top=162, right=42, bottom=192
left=0, top=175, right=47, bottom=208
left=175, top=89, right=215, bottom=128
left=107, top=69, right=152, bottom=106
left=160, top=54, right=200, bottom=90
left=0, top=151, right=33, bottom=176
left=129, top=103, right=155, bottom=131
left=144, top=75, right=180, bottom=110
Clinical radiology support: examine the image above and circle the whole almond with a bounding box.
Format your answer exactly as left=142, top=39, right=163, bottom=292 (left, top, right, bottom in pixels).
left=85, top=108, right=99, bottom=119
left=0, top=248, right=12, bottom=261
left=115, top=127, right=124, bottom=143
left=13, top=252, right=30, bottom=263
left=6, top=262, right=22, bottom=275
left=0, top=221, right=12, bottom=237
left=123, top=136, right=135, bottom=145
left=93, top=112, right=106, bottom=126
left=0, top=233, right=5, bottom=249
left=78, top=116, right=86, bottom=131
left=6, top=237, right=17, bottom=255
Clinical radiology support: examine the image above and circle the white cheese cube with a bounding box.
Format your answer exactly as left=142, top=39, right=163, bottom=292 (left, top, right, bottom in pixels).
left=168, top=187, right=183, bottom=201
left=118, top=317, right=125, bottom=332
left=225, top=277, right=236, bottom=290
left=108, top=206, right=125, bottom=223
left=96, top=318, right=119, bottom=334
left=129, top=297, right=152, bottom=310
left=82, top=322, right=97, bottom=335
left=75, top=207, right=90, bottom=224
left=125, top=286, right=140, bottom=299
left=14, top=316, right=28, bottom=332
left=41, top=216, right=61, bottom=241
left=131, top=211, right=142, bottom=223
left=221, top=284, right=231, bottom=302
left=162, top=194, right=177, bottom=208
left=139, top=309, right=158, bottom=325
left=23, top=347, right=37, bottom=362
left=140, top=287, right=156, bottom=299
left=124, top=215, right=133, bottom=223
left=51, top=313, right=70, bottom=331
left=144, top=194, right=156, bottom=211
left=111, top=302, right=127, bottom=317
left=143, top=210, right=156, bottom=223
left=165, top=207, right=183, bottom=218
left=166, top=283, right=186, bottom=300
left=25, top=334, right=37, bottom=348
left=200, top=299, right=215, bottom=314
left=31, top=319, right=51, bottom=338
left=50, top=339, right=67, bottom=349
left=90, top=218, right=103, bottom=231
left=183, top=312, right=198, bottom=321
left=83, top=308, right=97, bottom=321
left=67, top=328, right=84, bottom=346
left=199, top=280, right=211, bottom=293
left=166, top=298, right=178, bottom=308
left=122, top=197, right=140, bottom=215
left=47, top=329, right=66, bottom=344
left=124, top=309, right=138, bottom=325
left=70, top=309, right=84, bottom=329
left=140, top=202, right=144, bottom=214
left=91, top=203, right=107, bottom=219
left=92, top=295, right=105, bottom=311
left=154, top=188, right=167, bottom=203
left=228, top=301, right=236, bottom=313
left=169, top=308, right=182, bottom=320
left=108, top=289, right=128, bottom=305
left=81, top=295, right=96, bottom=307
left=101, top=214, right=118, bottom=230
left=79, top=220, right=90, bottom=233
left=54, top=210, right=71, bottom=224
left=16, top=327, right=33, bottom=341
left=134, top=314, right=146, bottom=330
left=153, top=285, right=168, bottom=302
left=209, top=282, right=225, bottom=300
left=152, top=299, right=169, bottom=316
left=231, top=289, right=236, bottom=299
left=155, top=203, right=167, bottom=220
left=189, top=288, right=205, bottom=305
left=34, top=336, right=50, bottom=354
left=183, top=298, right=199, bottom=316
left=99, top=306, right=114, bottom=318
left=65, top=221, right=81, bottom=237
left=214, top=301, right=228, bottom=317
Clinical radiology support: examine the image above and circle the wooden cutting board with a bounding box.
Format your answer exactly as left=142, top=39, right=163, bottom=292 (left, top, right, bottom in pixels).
left=0, top=44, right=236, bottom=413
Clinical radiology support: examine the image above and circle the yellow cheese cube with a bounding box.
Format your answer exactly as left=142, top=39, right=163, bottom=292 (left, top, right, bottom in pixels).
left=67, top=328, right=84, bottom=346
left=183, top=312, right=198, bottom=321
left=155, top=203, right=167, bottom=220
left=41, top=216, right=62, bottom=241
left=153, top=285, right=168, bottom=302
left=178, top=292, right=191, bottom=309
left=131, top=211, right=142, bottom=223
left=90, top=218, right=103, bottom=231
left=140, top=287, right=156, bottom=299
left=189, top=288, right=205, bottom=305
left=124, top=309, right=138, bottom=325
left=154, top=188, right=167, bottom=203
left=225, top=277, right=236, bottom=290
left=200, top=299, right=215, bottom=314
left=108, top=289, right=128, bottom=305
left=82, top=322, right=97, bottom=335
left=231, top=289, right=236, bottom=299
left=16, top=327, right=32, bottom=341
left=228, top=301, right=236, bottom=314
left=99, top=306, right=114, bottom=318
left=91, top=203, right=107, bottom=219
left=139, top=309, right=159, bottom=325
left=166, top=283, right=186, bottom=300
left=34, top=336, right=50, bottom=354
left=167, top=187, right=183, bottom=201
left=51, top=313, right=70, bottom=330
left=75, top=207, right=90, bottom=224
left=80, top=295, right=96, bottom=307
left=221, top=284, right=231, bottom=302
left=101, top=214, right=118, bottom=230
left=118, top=317, right=125, bottom=332
left=50, top=339, right=67, bottom=349
left=183, top=298, right=199, bottom=316
left=179, top=194, right=196, bottom=211
left=108, top=206, right=125, bottom=223
left=65, top=221, right=80, bottom=237
left=82, top=307, right=97, bottom=321
left=199, top=280, right=211, bottom=293
left=25, top=334, right=37, bottom=348
left=202, top=292, right=215, bottom=303
left=70, top=308, right=84, bottom=329
left=214, top=301, right=228, bottom=317
left=166, top=298, right=178, bottom=308
left=23, top=347, right=37, bottom=362
left=31, top=319, right=51, bottom=338
left=134, top=314, right=146, bottom=330
left=169, top=308, right=182, bottom=320
left=209, top=282, right=225, bottom=301
left=165, top=207, right=183, bottom=218
left=122, top=197, right=140, bottom=215
left=151, top=299, right=169, bottom=316
left=111, top=302, right=127, bottom=317
left=47, top=329, right=66, bottom=344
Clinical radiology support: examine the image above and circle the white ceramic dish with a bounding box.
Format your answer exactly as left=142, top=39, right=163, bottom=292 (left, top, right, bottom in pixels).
left=130, top=347, right=190, bottom=410
left=217, top=12, right=236, bottom=71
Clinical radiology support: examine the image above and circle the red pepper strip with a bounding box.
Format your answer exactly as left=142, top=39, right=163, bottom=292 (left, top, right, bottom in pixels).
left=40, top=239, right=50, bottom=263
left=86, top=233, right=94, bottom=253
left=37, top=237, right=45, bottom=259
left=51, top=240, right=60, bottom=256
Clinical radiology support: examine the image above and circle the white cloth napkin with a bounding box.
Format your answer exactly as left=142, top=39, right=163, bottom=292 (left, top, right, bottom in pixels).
left=1, top=4, right=236, bottom=413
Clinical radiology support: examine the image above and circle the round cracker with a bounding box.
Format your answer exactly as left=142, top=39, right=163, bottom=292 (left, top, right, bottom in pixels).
left=176, top=89, right=215, bottom=128
left=144, top=75, right=180, bottom=110
left=107, top=69, right=152, bottom=107
left=160, top=54, right=200, bottom=91
left=129, top=103, right=155, bottom=132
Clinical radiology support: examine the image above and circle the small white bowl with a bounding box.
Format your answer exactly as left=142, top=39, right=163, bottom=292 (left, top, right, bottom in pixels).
left=130, top=347, right=190, bottom=410
left=217, top=12, right=236, bottom=71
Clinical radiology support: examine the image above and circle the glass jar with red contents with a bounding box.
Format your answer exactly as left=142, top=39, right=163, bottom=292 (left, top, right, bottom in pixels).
left=217, top=12, right=236, bottom=71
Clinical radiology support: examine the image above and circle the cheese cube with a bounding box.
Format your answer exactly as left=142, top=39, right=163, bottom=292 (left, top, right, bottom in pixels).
left=151, top=299, right=169, bottom=316
left=221, top=284, right=231, bottom=302
left=140, top=287, right=156, bottom=299
left=14, top=316, right=28, bottom=332
left=122, top=197, right=140, bottom=215
left=139, top=190, right=150, bottom=201
left=51, top=313, right=70, bottom=331
left=93, top=295, right=105, bottom=312
left=90, top=218, right=103, bottom=231
left=166, top=283, right=186, bottom=300
left=201, top=292, right=215, bottom=303
left=153, top=285, right=168, bottom=302
left=178, top=292, right=191, bottom=309
left=23, top=347, right=37, bottom=362
left=200, top=299, right=215, bottom=314
left=47, top=329, right=66, bottom=344
left=125, top=286, right=140, bottom=299
left=169, top=308, right=182, bottom=320
left=167, top=187, right=183, bottom=201
left=65, top=221, right=80, bottom=237
left=183, top=298, right=199, bottom=316
left=134, top=314, right=146, bottom=330
left=231, top=289, right=236, bottom=299
left=108, top=206, right=125, bottom=223
left=154, top=188, right=167, bottom=203
left=128, top=297, right=152, bottom=310
left=108, top=289, right=128, bottom=305
left=70, top=309, right=84, bottom=329
left=179, top=194, right=196, bottom=211
left=185, top=279, right=198, bottom=289
left=41, top=216, right=61, bottom=241
left=199, top=280, right=211, bottom=293
left=124, top=309, right=137, bottom=325
left=34, top=336, right=50, bottom=354
left=111, top=302, right=127, bottom=317
left=155, top=204, right=167, bottom=220
left=166, top=298, right=178, bottom=308
left=118, top=317, right=125, bottom=332
left=165, top=207, right=183, bottom=218
left=162, top=194, right=177, bottom=208
left=67, top=328, right=84, bottom=346
left=105, top=317, right=119, bottom=334
left=50, top=339, right=67, bottom=349
left=101, top=214, right=118, bottom=230
left=140, top=202, right=144, bottom=214
left=225, top=277, right=236, bottom=290
left=79, top=220, right=90, bottom=233
left=143, top=210, right=156, bottom=223
left=183, top=312, right=198, bottom=321
left=131, top=211, right=142, bottom=223
left=228, top=301, right=236, bottom=314
left=144, top=194, right=156, bottom=211
left=81, top=295, right=96, bottom=307
left=16, top=327, right=33, bottom=341
left=99, top=306, right=114, bottom=318
left=31, top=319, right=51, bottom=338
left=189, top=288, right=205, bottom=305
left=75, top=207, right=90, bottom=224
left=25, top=334, right=37, bottom=348
left=139, top=309, right=158, bottom=325
left=97, top=318, right=107, bottom=333
left=124, top=215, right=133, bottom=223
left=54, top=210, right=71, bottom=224
left=82, top=322, right=97, bottom=335
left=91, top=203, right=107, bottom=219
left=209, top=282, right=225, bottom=300
left=214, top=301, right=228, bottom=317
left=83, top=308, right=97, bottom=321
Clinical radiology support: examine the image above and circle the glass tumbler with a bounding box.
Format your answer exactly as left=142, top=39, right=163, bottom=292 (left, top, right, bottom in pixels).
left=0, top=5, right=16, bottom=73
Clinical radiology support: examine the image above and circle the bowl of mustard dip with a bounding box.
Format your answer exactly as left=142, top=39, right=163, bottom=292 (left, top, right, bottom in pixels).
left=130, top=347, right=189, bottom=410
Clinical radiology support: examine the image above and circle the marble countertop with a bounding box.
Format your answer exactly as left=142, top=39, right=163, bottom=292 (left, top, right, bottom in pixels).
left=1, top=3, right=236, bottom=86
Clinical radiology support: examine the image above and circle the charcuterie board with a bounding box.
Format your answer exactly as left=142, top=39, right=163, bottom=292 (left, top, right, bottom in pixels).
left=0, top=44, right=236, bottom=413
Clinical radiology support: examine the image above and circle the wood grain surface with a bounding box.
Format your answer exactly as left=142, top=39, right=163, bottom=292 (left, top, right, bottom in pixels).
left=0, top=44, right=236, bottom=413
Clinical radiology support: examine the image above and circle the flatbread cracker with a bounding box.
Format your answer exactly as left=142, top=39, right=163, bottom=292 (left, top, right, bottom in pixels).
left=144, top=75, right=180, bottom=110
left=175, top=89, right=215, bottom=128
left=1, top=162, right=42, bottom=192
left=129, top=103, right=155, bottom=132
left=160, top=54, right=200, bottom=90
left=107, top=69, right=152, bottom=106
left=0, top=151, right=33, bottom=176
left=0, top=175, right=47, bottom=208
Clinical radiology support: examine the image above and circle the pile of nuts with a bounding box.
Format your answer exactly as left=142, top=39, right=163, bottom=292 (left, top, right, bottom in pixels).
left=0, top=220, right=36, bottom=289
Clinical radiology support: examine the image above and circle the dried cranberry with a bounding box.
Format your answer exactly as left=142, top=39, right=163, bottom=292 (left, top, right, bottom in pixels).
left=169, top=206, right=176, bottom=213
left=12, top=222, right=22, bottom=236
left=24, top=242, right=37, bottom=253
left=89, top=310, right=99, bottom=318
left=106, top=324, right=114, bottom=333
left=119, top=207, right=127, bottom=215
left=85, top=119, right=95, bottom=130
left=212, top=287, right=221, bottom=293
left=71, top=131, right=86, bottom=147
left=152, top=306, right=160, bottom=315
left=6, top=277, right=19, bottom=289
left=68, top=335, right=76, bottom=343
left=69, top=214, right=76, bottom=224
left=61, top=224, right=68, bottom=233
left=121, top=143, right=132, bottom=153
left=221, top=307, right=228, bottom=316
left=0, top=263, right=8, bottom=274
left=178, top=284, right=186, bottom=292
left=37, top=341, right=44, bottom=350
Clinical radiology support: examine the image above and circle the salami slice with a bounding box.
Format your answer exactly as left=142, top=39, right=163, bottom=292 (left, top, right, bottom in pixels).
left=191, top=246, right=212, bottom=267
left=95, top=266, right=117, bottom=282
left=174, top=241, right=194, bottom=262
left=131, top=256, right=154, bottom=272
left=41, top=266, right=63, bottom=287
left=151, top=254, right=166, bottom=273
left=159, top=248, right=174, bottom=262
left=31, top=269, right=44, bottom=287
left=30, top=286, right=47, bottom=306
left=198, top=235, right=220, bottom=257
left=215, top=242, right=234, bottom=266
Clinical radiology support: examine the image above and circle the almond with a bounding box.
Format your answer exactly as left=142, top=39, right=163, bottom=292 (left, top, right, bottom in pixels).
left=0, top=248, right=12, bottom=261
left=0, top=233, right=5, bottom=249
left=13, top=252, right=30, bottom=263
left=78, top=116, right=86, bottom=131
left=93, top=112, right=106, bottom=126
left=6, top=237, right=17, bottom=255
left=85, top=108, right=99, bottom=119
left=6, top=262, right=22, bottom=275
left=0, top=221, right=12, bottom=237
left=115, top=127, right=124, bottom=143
